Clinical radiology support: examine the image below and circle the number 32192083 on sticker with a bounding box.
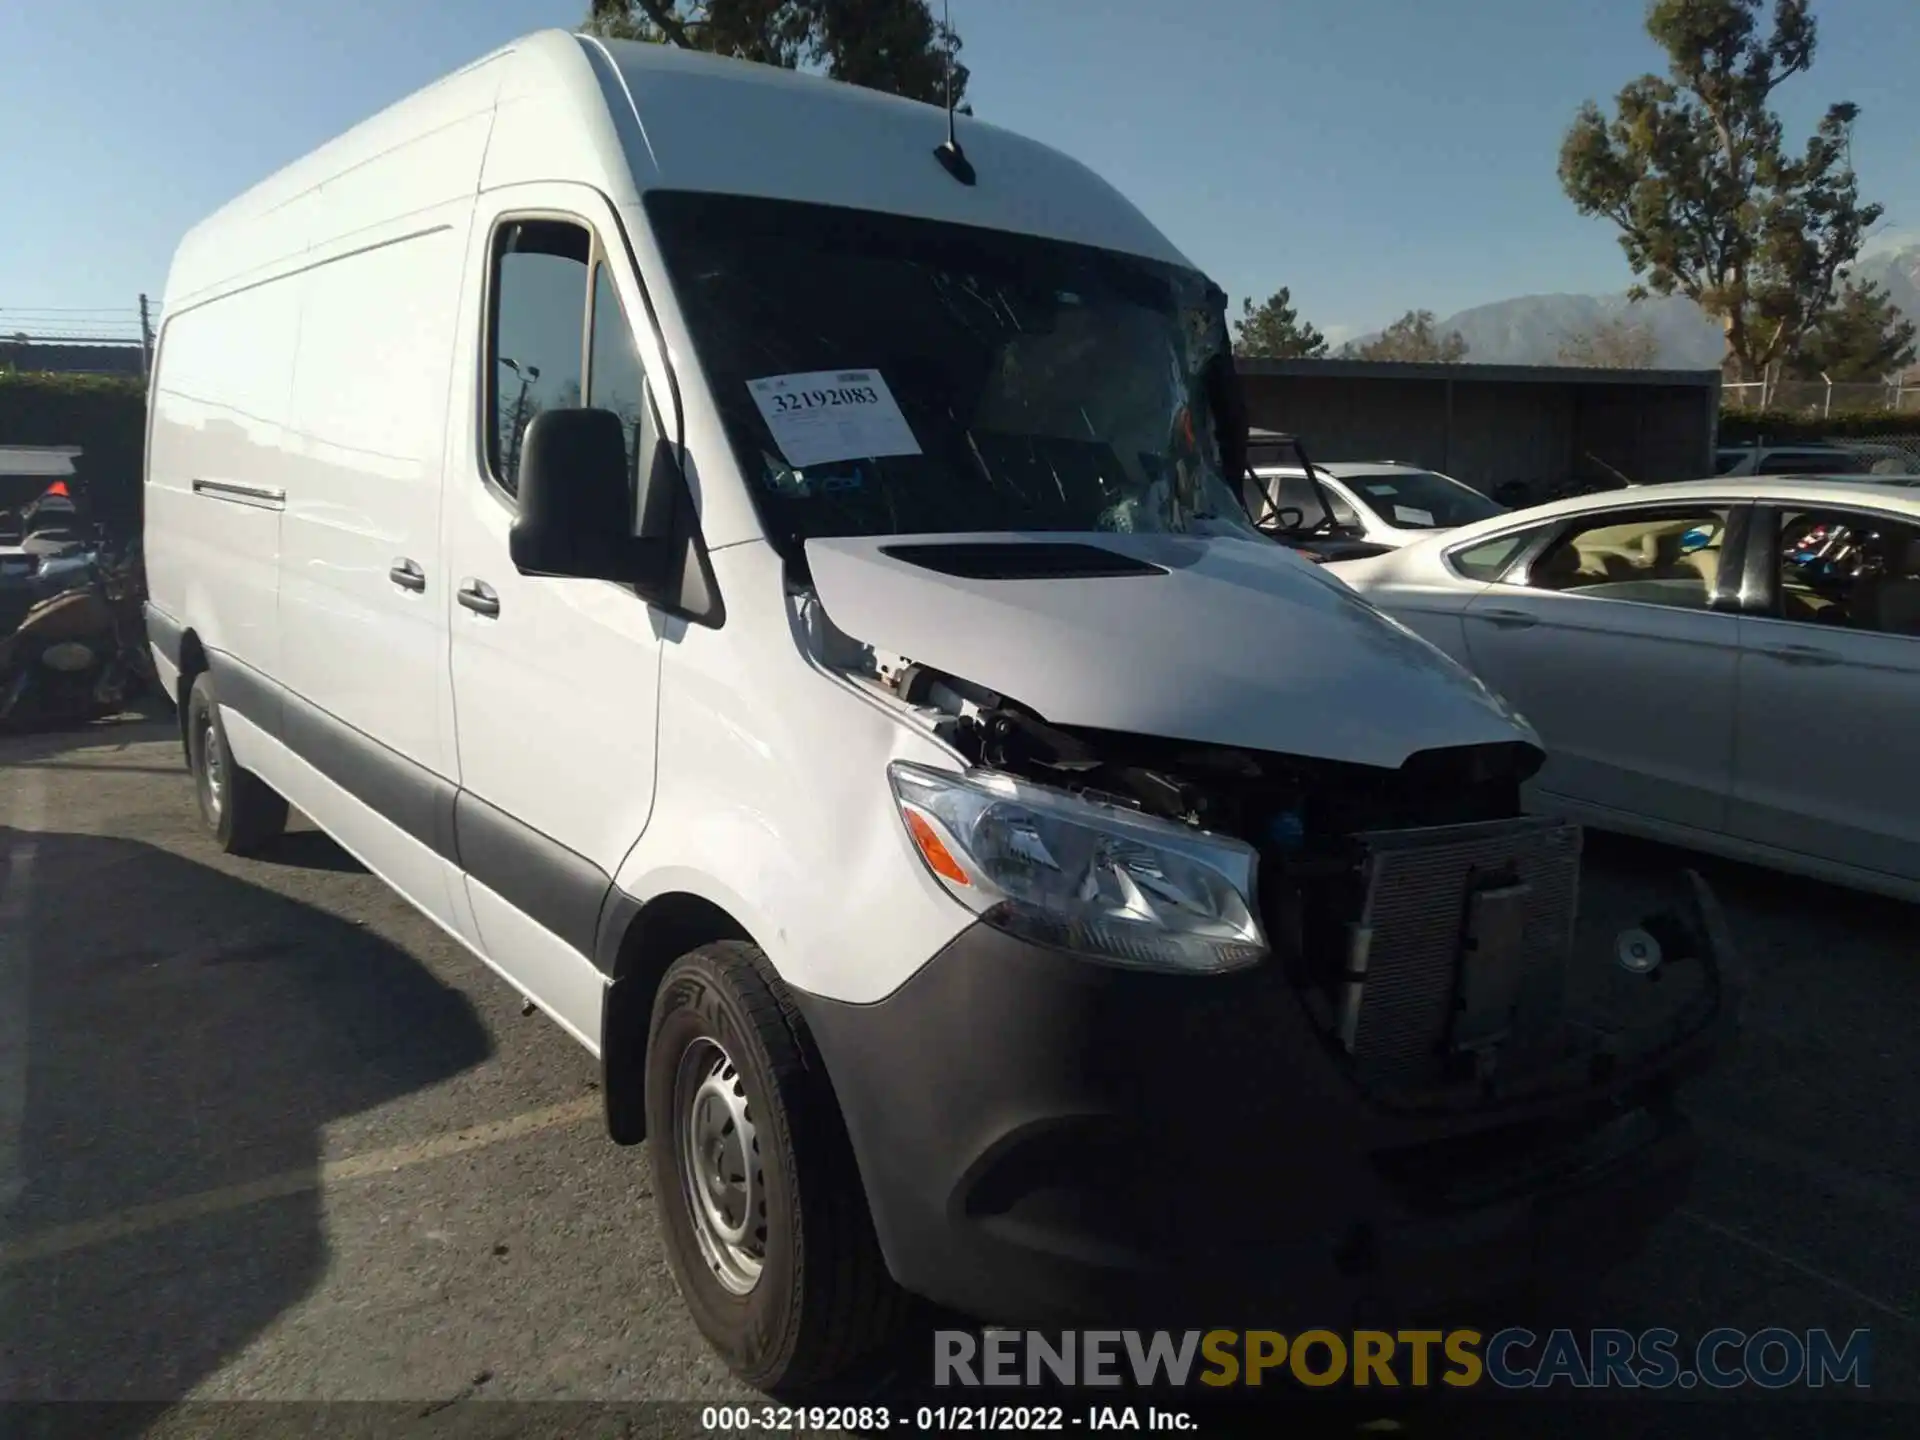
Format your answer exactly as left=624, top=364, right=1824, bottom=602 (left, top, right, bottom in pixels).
left=746, top=368, right=923, bottom=470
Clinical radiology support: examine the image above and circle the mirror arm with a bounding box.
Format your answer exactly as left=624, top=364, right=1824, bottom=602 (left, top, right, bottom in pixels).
left=1204, top=352, right=1249, bottom=489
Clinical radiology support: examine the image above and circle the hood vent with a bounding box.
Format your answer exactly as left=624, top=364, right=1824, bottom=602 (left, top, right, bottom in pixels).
left=878, top=542, right=1168, bottom=581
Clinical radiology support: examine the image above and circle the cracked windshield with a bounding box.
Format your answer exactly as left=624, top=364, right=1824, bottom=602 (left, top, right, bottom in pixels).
left=643, top=190, right=1260, bottom=548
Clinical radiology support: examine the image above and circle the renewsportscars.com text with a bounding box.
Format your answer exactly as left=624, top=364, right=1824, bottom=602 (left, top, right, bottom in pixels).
left=934, top=1327, right=1872, bottom=1390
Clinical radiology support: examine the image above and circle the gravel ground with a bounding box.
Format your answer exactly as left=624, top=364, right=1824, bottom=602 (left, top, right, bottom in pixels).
left=0, top=702, right=1914, bottom=1438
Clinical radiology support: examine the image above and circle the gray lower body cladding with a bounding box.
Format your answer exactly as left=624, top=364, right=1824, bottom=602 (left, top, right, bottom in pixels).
left=796, top=908, right=1721, bottom=1331
left=178, top=634, right=634, bottom=979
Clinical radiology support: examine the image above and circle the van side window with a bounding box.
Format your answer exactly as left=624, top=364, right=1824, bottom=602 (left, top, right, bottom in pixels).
left=488, top=219, right=591, bottom=497
left=587, top=260, right=656, bottom=520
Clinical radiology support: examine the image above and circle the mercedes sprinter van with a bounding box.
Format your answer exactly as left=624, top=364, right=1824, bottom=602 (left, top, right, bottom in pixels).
left=144, top=29, right=1733, bottom=1391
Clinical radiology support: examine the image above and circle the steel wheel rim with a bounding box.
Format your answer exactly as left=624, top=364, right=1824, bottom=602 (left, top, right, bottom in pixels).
left=673, top=1036, right=766, bottom=1296
left=197, top=710, right=225, bottom=821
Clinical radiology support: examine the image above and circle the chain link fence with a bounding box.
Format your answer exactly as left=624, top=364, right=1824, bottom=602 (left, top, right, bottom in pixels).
left=1722, top=377, right=1920, bottom=415
left=1715, top=433, right=1920, bottom=477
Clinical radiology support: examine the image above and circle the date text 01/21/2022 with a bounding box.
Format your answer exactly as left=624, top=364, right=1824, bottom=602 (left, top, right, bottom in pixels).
left=700, top=1404, right=1198, bottom=1431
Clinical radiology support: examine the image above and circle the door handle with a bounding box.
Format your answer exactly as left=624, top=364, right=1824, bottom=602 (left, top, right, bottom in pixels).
left=457, top=579, right=500, bottom=618
left=1480, top=608, right=1539, bottom=629
left=191, top=478, right=286, bottom=510
left=1759, top=644, right=1839, bottom=667
left=389, top=558, right=426, bottom=593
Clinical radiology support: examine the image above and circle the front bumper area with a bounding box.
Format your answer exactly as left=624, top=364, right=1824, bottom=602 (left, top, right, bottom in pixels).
left=794, top=899, right=1728, bottom=1331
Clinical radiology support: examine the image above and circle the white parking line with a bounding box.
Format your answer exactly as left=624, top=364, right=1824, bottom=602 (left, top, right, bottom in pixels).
left=0, top=1094, right=601, bottom=1269
left=0, top=766, right=46, bottom=1217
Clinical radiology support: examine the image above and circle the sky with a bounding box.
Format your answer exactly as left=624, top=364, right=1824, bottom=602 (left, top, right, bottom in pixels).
left=3, top=0, right=1917, bottom=347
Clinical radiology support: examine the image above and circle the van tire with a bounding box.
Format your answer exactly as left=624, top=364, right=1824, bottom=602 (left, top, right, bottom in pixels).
left=186, top=671, right=288, bottom=855
left=646, top=941, right=906, bottom=1392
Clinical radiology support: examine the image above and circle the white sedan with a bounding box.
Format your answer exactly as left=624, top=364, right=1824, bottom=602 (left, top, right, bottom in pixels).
left=1252, top=461, right=1508, bottom=549
left=1325, top=478, right=1920, bottom=901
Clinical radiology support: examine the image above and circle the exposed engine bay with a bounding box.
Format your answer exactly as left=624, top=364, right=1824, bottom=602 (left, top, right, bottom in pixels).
left=870, top=643, right=1538, bottom=836
left=810, top=599, right=1733, bottom=1129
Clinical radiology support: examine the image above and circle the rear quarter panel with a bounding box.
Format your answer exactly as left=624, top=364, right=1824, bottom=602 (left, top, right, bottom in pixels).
left=145, top=275, right=305, bottom=680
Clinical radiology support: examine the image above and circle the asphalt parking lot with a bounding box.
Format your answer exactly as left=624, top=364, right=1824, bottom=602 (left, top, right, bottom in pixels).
left=1, top=702, right=1915, bottom=1438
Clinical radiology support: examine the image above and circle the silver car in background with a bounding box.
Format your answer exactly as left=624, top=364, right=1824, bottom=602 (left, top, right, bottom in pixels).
left=1715, top=441, right=1920, bottom=478
left=1327, top=477, right=1920, bottom=902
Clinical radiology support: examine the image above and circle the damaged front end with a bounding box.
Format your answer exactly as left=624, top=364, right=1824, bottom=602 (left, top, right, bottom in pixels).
left=833, top=627, right=1736, bottom=1124
left=793, top=580, right=1742, bottom=1323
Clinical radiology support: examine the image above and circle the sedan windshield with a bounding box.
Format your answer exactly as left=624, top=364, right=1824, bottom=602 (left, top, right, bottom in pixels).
left=1338, top=470, right=1505, bottom=528
left=643, top=192, right=1259, bottom=553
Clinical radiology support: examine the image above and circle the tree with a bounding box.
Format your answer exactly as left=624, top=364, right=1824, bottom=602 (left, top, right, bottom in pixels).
left=1343, top=310, right=1469, bottom=363
left=1559, top=0, right=1883, bottom=383
left=1232, top=288, right=1328, bottom=359
left=583, top=0, right=968, bottom=105
left=1557, top=314, right=1662, bottom=368
left=1788, top=279, right=1917, bottom=380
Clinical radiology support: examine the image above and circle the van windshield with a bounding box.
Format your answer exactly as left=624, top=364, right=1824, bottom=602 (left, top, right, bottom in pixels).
left=643, top=191, right=1259, bottom=552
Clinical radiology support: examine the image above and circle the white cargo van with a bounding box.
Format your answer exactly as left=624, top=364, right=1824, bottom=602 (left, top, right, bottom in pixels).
left=144, top=30, right=1734, bottom=1391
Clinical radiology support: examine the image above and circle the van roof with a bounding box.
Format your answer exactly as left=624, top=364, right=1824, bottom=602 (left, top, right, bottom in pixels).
left=599, top=38, right=1187, bottom=263
left=164, top=30, right=1193, bottom=309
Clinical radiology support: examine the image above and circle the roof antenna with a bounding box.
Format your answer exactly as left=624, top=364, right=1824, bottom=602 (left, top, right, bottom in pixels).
left=932, top=0, right=975, bottom=186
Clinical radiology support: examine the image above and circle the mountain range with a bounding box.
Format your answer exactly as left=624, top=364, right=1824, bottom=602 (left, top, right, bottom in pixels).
left=1369, top=242, right=1920, bottom=370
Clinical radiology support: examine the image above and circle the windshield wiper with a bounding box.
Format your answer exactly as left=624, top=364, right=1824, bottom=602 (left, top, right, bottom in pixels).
left=1241, top=440, right=1347, bottom=541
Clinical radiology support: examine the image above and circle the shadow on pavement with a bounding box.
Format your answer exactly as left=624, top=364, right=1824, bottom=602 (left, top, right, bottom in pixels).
left=1578, top=827, right=1920, bottom=1192
left=0, top=704, right=177, bottom=767
left=0, top=827, right=493, bottom=1426
left=246, top=829, right=369, bottom=876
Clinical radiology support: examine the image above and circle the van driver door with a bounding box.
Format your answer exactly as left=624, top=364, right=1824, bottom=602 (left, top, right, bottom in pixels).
left=439, top=184, right=671, bottom=1046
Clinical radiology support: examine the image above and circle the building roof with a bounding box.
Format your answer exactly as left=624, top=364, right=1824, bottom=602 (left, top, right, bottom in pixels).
left=0, top=445, right=82, bottom=478
left=1235, top=357, right=1722, bottom=388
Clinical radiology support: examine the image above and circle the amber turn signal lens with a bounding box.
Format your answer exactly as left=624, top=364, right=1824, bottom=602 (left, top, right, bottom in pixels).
left=904, top=807, right=971, bottom=887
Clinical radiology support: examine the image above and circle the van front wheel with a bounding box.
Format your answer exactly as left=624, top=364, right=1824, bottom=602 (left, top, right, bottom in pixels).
left=646, top=941, right=905, bottom=1392
left=186, top=671, right=288, bottom=855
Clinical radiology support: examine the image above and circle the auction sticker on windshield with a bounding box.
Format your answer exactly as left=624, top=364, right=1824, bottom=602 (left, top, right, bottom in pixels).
left=747, top=369, right=923, bottom=469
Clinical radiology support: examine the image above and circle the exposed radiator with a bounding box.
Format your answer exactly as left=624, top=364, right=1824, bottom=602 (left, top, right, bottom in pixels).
left=1338, top=816, right=1582, bottom=1087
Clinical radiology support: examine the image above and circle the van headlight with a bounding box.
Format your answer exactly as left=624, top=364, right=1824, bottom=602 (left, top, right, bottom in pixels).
left=887, top=761, right=1267, bottom=974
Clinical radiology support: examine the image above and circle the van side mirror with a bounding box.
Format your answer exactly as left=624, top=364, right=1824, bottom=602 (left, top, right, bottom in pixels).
left=510, top=407, right=662, bottom=580
left=508, top=407, right=725, bottom=629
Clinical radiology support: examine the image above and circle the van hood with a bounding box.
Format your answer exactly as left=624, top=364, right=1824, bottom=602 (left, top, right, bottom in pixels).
left=803, top=531, right=1536, bottom=769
